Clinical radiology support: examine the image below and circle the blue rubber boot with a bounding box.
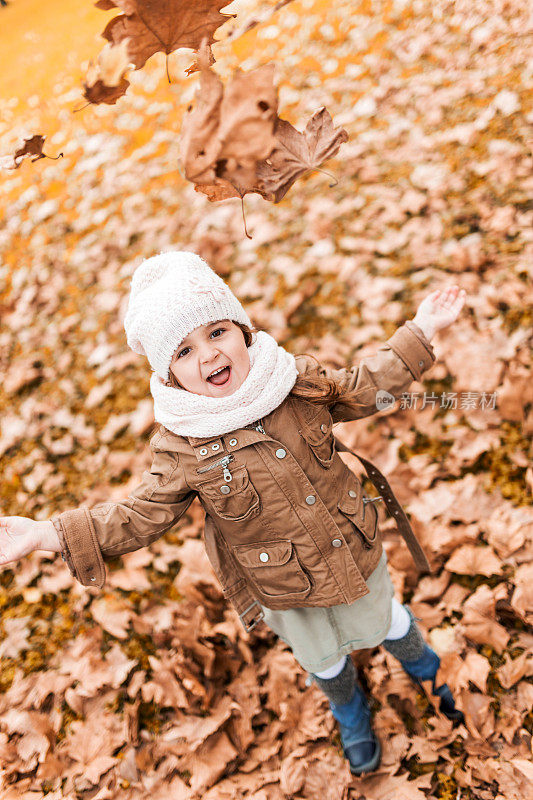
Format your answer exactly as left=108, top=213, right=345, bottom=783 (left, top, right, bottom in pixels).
left=400, top=645, right=464, bottom=723
left=384, top=606, right=464, bottom=724
left=329, top=682, right=381, bottom=775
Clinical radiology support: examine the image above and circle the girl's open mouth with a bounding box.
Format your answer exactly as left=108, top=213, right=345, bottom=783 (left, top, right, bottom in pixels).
left=207, top=366, right=231, bottom=386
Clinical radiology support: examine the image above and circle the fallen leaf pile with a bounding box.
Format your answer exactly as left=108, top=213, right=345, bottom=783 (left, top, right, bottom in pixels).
left=0, top=0, right=532, bottom=797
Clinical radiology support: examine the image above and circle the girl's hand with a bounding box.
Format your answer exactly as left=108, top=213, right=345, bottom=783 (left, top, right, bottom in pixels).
left=412, top=285, right=466, bottom=342
left=0, top=517, right=59, bottom=566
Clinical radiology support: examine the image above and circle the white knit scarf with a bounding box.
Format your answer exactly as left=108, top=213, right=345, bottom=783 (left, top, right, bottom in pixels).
left=150, top=330, right=298, bottom=437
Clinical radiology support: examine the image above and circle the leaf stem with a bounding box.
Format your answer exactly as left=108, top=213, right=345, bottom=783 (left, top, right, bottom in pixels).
left=241, top=198, right=252, bottom=239
left=315, top=167, right=338, bottom=187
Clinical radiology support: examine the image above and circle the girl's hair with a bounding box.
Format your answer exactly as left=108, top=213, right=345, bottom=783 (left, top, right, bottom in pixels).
left=154, top=322, right=364, bottom=419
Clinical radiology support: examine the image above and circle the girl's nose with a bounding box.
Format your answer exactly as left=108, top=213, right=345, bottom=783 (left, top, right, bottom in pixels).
left=200, top=344, right=220, bottom=363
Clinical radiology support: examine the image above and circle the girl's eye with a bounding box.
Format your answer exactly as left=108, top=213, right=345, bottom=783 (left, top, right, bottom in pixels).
left=176, top=327, right=226, bottom=358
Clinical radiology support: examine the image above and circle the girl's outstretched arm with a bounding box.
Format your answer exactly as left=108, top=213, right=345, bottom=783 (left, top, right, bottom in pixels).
left=299, top=285, right=466, bottom=424
left=2, top=428, right=197, bottom=588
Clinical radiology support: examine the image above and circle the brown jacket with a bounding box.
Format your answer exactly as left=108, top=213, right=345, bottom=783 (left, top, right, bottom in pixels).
left=53, top=321, right=436, bottom=631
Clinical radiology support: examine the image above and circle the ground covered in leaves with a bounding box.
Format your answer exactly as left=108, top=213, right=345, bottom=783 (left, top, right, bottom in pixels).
left=0, top=0, right=532, bottom=798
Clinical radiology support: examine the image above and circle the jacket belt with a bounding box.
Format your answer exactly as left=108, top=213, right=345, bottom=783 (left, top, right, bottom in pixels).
left=224, top=579, right=265, bottom=633
left=333, top=436, right=431, bottom=574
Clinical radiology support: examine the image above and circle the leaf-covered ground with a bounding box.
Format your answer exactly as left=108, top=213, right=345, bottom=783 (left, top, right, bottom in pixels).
left=0, top=0, right=532, bottom=797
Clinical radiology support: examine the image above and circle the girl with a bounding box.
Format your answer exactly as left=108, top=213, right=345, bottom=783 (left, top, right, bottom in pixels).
left=0, top=251, right=466, bottom=776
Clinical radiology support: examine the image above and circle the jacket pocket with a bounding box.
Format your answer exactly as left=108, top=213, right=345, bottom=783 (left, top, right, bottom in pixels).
left=232, top=539, right=312, bottom=600
left=198, top=464, right=261, bottom=521
left=337, top=490, right=378, bottom=548
left=299, top=412, right=335, bottom=468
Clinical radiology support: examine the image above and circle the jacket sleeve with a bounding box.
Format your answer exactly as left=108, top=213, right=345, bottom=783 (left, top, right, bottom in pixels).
left=297, top=321, right=436, bottom=424
left=51, top=429, right=197, bottom=588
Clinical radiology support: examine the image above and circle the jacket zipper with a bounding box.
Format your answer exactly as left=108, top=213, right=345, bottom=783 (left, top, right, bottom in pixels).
left=196, top=454, right=234, bottom=482
left=255, top=419, right=266, bottom=434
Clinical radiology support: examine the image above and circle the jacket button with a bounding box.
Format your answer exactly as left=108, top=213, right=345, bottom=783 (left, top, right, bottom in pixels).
left=305, top=495, right=316, bottom=505
left=419, top=360, right=424, bottom=367
left=259, top=552, right=269, bottom=562
left=320, top=423, right=327, bottom=433
left=348, top=490, right=356, bottom=498
left=332, top=539, right=342, bottom=548
left=220, top=485, right=230, bottom=494
left=229, top=438, right=237, bottom=446
left=199, top=447, right=208, bottom=455
left=211, top=443, right=220, bottom=451
left=276, top=448, right=286, bottom=459
left=89, top=575, right=96, bottom=581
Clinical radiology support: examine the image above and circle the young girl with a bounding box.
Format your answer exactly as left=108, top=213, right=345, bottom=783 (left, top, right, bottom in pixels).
left=0, top=251, right=466, bottom=776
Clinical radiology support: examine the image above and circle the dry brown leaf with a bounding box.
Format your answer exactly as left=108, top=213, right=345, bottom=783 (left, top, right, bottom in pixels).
left=61, top=713, right=125, bottom=789
left=141, top=652, right=190, bottom=709
left=497, top=651, right=533, bottom=689
left=179, top=39, right=278, bottom=201
left=163, top=696, right=234, bottom=750
left=0, top=709, right=55, bottom=764
left=279, top=746, right=308, bottom=795
left=460, top=584, right=511, bottom=652
left=510, top=563, right=533, bottom=623
left=444, top=544, right=502, bottom=576
left=83, top=40, right=133, bottom=105
left=1, top=135, right=63, bottom=170
left=179, top=39, right=225, bottom=184
left=485, top=504, right=533, bottom=559
left=357, top=770, right=433, bottom=800
left=458, top=690, right=494, bottom=739
left=213, top=62, right=278, bottom=197
left=90, top=594, right=134, bottom=638
left=179, top=44, right=346, bottom=222
left=96, top=0, right=235, bottom=76
left=185, top=730, right=239, bottom=794
left=0, top=616, right=31, bottom=659
left=256, top=107, right=349, bottom=203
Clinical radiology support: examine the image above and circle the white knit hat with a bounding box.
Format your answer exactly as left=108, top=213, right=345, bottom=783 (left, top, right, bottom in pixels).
left=124, top=251, right=252, bottom=382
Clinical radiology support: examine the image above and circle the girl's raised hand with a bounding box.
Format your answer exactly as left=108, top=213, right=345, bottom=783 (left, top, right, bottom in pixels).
left=413, top=285, right=466, bottom=341
left=0, top=516, right=49, bottom=566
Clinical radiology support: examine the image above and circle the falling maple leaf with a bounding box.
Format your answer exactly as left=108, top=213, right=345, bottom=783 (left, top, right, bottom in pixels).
left=0, top=135, right=63, bottom=170
left=179, top=39, right=278, bottom=194
left=83, top=39, right=133, bottom=105
left=179, top=42, right=346, bottom=235
left=256, top=107, right=349, bottom=203
left=95, top=0, right=235, bottom=82
left=83, top=76, right=131, bottom=106
left=179, top=38, right=278, bottom=235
